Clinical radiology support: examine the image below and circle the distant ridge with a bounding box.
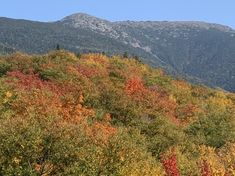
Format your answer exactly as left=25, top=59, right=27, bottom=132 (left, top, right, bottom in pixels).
left=0, top=13, right=235, bottom=91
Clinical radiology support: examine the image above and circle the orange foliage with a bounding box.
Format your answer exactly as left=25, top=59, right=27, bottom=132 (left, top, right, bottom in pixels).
left=1, top=52, right=235, bottom=175
left=59, top=95, right=116, bottom=144
left=125, top=76, right=179, bottom=123
left=77, top=65, right=103, bottom=78
left=86, top=121, right=117, bottom=145
left=125, top=76, right=146, bottom=96
left=61, top=95, right=95, bottom=124
left=176, top=103, right=201, bottom=123
left=6, top=70, right=117, bottom=144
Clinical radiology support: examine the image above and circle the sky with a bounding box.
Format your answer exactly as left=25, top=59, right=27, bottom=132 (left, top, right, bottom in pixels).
left=0, top=0, right=234, bottom=28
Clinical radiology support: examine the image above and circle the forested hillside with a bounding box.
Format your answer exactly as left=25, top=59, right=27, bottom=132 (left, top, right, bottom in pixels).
left=0, top=51, right=234, bottom=175
left=1, top=14, right=235, bottom=91
left=0, top=43, right=15, bottom=55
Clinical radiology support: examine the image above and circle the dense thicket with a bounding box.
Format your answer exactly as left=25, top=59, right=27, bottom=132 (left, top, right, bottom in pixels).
left=0, top=51, right=234, bottom=175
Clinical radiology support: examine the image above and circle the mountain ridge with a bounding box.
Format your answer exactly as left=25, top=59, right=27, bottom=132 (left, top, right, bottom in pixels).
left=0, top=13, right=235, bottom=92
left=61, top=13, right=234, bottom=32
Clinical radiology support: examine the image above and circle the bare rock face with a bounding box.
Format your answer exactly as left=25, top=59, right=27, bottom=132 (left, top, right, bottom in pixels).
left=61, top=13, right=111, bottom=31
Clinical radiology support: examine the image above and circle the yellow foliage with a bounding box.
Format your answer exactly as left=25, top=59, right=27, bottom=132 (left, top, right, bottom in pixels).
left=219, top=143, right=235, bottom=175
left=81, top=54, right=110, bottom=67
left=169, top=94, right=177, bottom=103
left=172, top=80, right=191, bottom=91
left=5, top=91, right=12, bottom=98
left=13, top=157, right=21, bottom=165
left=120, top=161, right=165, bottom=176
left=199, top=145, right=226, bottom=175
left=209, top=93, right=233, bottom=110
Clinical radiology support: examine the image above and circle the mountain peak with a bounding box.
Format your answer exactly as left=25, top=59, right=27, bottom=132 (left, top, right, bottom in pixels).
left=62, top=13, right=99, bottom=21
left=61, top=12, right=110, bottom=24
left=60, top=12, right=114, bottom=33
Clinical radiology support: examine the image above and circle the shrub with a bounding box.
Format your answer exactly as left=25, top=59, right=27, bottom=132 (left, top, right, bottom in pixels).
left=186, top=112, right=235, bottom=148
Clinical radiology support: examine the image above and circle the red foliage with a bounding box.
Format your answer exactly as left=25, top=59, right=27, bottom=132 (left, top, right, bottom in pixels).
left=149, top=93, right=178, bottom=124
left=201, top=160, right=211, bottom=176
left=176, top=103, right=200, bottom=124
left=161, top=154, right=180, bottom=176
left=7, top=71, right=60, bottom=93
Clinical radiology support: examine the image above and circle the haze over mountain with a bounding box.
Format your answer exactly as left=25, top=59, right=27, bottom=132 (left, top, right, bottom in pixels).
left=0, top=13, right=235, bottom=91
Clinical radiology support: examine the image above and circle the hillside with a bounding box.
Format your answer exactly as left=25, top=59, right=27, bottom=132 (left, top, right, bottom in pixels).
left=0, top=14, right=235, bottom=91
left=0, top=51, right=234, bottom=175
left=0, top=43, right=15, bottom=55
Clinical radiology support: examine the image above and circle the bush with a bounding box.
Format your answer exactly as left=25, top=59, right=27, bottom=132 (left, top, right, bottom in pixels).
left=186, top=112, right=235, bottom=148
left=0, top=60, right=11, bottom=77
left=141, top=117, right=185, bottom=158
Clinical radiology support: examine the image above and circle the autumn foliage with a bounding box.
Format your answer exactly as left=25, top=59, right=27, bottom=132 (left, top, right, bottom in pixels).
left=201, top=160, right=211, bottom=176
left=0, top=51, right=234, bottom=175
left=161, top=152, right=180, bottom=176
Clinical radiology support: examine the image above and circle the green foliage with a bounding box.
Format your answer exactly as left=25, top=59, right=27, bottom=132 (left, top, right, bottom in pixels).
left=39, top=68, right=64, bottom=81
left=186, top=112, right=235, bottom=148
left=0, top=52, right=234, bottom=175
left=0, top=59, right=11, bottom=76
left=141, top=117, right=186, bottom=158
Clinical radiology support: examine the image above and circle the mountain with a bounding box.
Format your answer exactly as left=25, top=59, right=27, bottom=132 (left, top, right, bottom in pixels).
left=0, top=43, right=15, bottom=54
left=0, top=13, right=235, bottom=91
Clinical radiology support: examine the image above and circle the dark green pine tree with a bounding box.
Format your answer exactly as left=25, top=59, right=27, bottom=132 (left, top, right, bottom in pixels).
left=123, top=51, right=128, bottom=58
left=56, top=44, right=60, bottom=50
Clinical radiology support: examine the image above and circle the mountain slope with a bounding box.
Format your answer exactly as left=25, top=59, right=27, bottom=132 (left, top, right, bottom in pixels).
left=0, top=51, right=234, bottom=175
left=0, top=42, right=15, bottom=54
left=0, top=14, right=235, bottom=91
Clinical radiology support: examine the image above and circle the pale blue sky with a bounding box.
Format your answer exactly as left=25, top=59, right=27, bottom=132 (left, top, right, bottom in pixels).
left=0, top=0, right=234, bottom=28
